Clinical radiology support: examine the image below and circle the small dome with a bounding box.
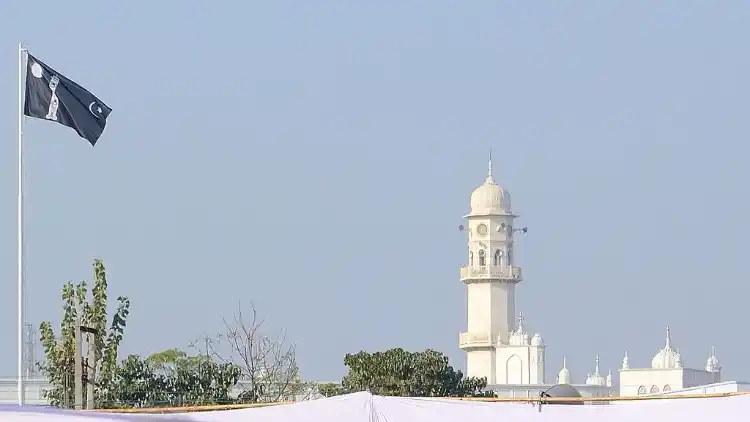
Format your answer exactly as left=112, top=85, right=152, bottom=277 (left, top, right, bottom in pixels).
left=531, top=333, right=544, bottom=346
left=585, top=355, right=606, bottom=386
left=652, top=327, right=682, bottom=369
left=557, top=358, right=571, bottom=385
left=543, top=384, right=584, bottom=406
left=508, top=312, right=529, bottom=346
left=706, top=347, right=720, bottom=372
left=468, top=157, right=512, bottom=216
left=509, top=330, right=529, bottom=346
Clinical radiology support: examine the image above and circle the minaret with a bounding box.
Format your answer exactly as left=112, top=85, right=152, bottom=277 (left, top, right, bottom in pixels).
left=459, top=154, right=523, bottom=384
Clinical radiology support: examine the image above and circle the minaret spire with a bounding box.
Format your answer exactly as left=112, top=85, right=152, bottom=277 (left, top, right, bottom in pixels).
left=488, top=149, right=493, bottom=178
left=485, top=150, right=495, bottom=184
left=594, top=355, right=600, bottom=375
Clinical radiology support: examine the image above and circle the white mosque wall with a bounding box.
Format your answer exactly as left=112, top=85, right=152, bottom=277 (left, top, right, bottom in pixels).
left=489, top=383, right=615, bottom=400
left=619, top=368, right=721, bottom=396
left=495, top=344, right=545, bottom=385
left=648, top=381, right=750, bottom=396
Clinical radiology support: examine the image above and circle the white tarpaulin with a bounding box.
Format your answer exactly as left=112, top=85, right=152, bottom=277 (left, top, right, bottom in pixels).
left=183, top=393, right=373, bottom=422
left=3, top=392, right=750, bottom=421
left=183, top=392, right=750, bottom=422
left=0, top=405, right=183, bottom=422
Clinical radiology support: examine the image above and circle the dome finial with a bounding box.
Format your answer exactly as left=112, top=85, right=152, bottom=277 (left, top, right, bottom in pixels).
left=485, top=150, right=495, bottom=183
left=557, top=357, right=571, bottom=384
left=595, top=355, right=600, bottom=375
left=517, top=311, right=524, bottom=332
left=665, top=326, right=672, bottom=349
left=488, top=149, right=492, bottom=176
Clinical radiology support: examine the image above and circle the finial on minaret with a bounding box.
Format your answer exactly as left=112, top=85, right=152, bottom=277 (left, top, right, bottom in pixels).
left=485, top=150, right=495, bottom=184
left=595, top=355, right=600, bottom=375
left=488, top=149, right=493, bottom=178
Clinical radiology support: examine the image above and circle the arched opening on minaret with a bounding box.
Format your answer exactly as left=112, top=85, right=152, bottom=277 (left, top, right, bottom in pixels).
left=478, top=249, right=486, bottom=266
left=469, top=251, right=474, bottom=266
left=494, top=249, right=502, bottom=266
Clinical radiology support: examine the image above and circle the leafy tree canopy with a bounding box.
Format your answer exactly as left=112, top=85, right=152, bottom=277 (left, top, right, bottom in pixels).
left=340, top=348, right=492, bottom=397
left=100, top=351, right=242, bottom=408
left=38, top=259, right=129, bottom=408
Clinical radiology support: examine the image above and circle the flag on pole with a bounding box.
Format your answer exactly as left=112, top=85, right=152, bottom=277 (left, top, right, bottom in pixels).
left=24, top=53, right=112, bottom=146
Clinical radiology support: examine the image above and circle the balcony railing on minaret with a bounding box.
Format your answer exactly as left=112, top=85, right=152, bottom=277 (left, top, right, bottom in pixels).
left=460, top=265, right=522, bottom=282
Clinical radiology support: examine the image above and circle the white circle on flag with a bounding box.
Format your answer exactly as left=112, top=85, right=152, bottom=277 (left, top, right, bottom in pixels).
left=30, top=62, right=43, bottom=78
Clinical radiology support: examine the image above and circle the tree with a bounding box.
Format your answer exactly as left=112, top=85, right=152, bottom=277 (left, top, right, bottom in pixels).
left=38, top=259, right=130, bottom=408
left=197, top=303, right=309, bottom=403
left=317, top=382, right=346, bottom=398
left=340, top=348, right=492, bottom=397
left=100, top=354, right=169, bottom=408
left=100, top=350, right=243, bottom=408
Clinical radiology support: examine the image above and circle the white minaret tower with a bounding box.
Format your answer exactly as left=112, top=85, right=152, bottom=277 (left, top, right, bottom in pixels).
left=459, top=154, right=524, bottom=384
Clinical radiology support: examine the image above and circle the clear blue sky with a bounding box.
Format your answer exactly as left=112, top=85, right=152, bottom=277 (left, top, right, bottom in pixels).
left=1, top=1, right=749, bottom=384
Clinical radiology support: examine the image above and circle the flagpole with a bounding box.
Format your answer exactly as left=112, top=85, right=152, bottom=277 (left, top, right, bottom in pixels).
left=18, top=41, right=26, bottom=406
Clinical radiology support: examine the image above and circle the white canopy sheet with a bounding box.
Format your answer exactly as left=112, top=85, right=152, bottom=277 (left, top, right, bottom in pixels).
left=3, top=392, right=749, bottom=422
left=0, top=405, right=186, bottom=422
left=185, top=392, right=750, bottom=422
left=184, top=393, right=372, bottom=422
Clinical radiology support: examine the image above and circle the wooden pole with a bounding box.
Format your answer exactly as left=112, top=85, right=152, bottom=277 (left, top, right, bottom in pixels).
left=86, top=332, right=95, bottom=409
left=74, top=317, right=82, bottom=410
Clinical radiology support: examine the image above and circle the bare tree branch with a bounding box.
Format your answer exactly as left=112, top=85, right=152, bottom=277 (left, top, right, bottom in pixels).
left=210, top=302, right=309, bottom=403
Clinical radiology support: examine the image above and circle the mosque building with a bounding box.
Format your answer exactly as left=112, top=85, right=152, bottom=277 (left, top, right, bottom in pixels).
left=458, top=157, right=723, bottom=398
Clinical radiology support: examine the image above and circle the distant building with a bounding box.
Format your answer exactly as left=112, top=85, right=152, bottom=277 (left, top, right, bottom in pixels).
left=619, top=329, right=721, bottom=396
left=0, top=376, right=49, bottom=405
left=459, top=156, right=723, bottom=398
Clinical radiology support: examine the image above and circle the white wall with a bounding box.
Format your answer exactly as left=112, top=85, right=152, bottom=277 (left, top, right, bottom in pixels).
left=619, top=368, right=721, bottom=397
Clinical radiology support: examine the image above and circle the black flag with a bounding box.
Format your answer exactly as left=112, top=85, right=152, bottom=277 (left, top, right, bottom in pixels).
left=24, top=53, right=112, bottom=146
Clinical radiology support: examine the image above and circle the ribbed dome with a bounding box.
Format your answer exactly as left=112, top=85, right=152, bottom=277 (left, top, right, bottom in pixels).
left=585, top=355, right=606, bottom=386
left=509, top=313, right=529, bottom=346
left=469, top=177, right=511, bottom=216
left=467, top=157, right=512, bottom=216
left=652, top=327, right=682, bottom=369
